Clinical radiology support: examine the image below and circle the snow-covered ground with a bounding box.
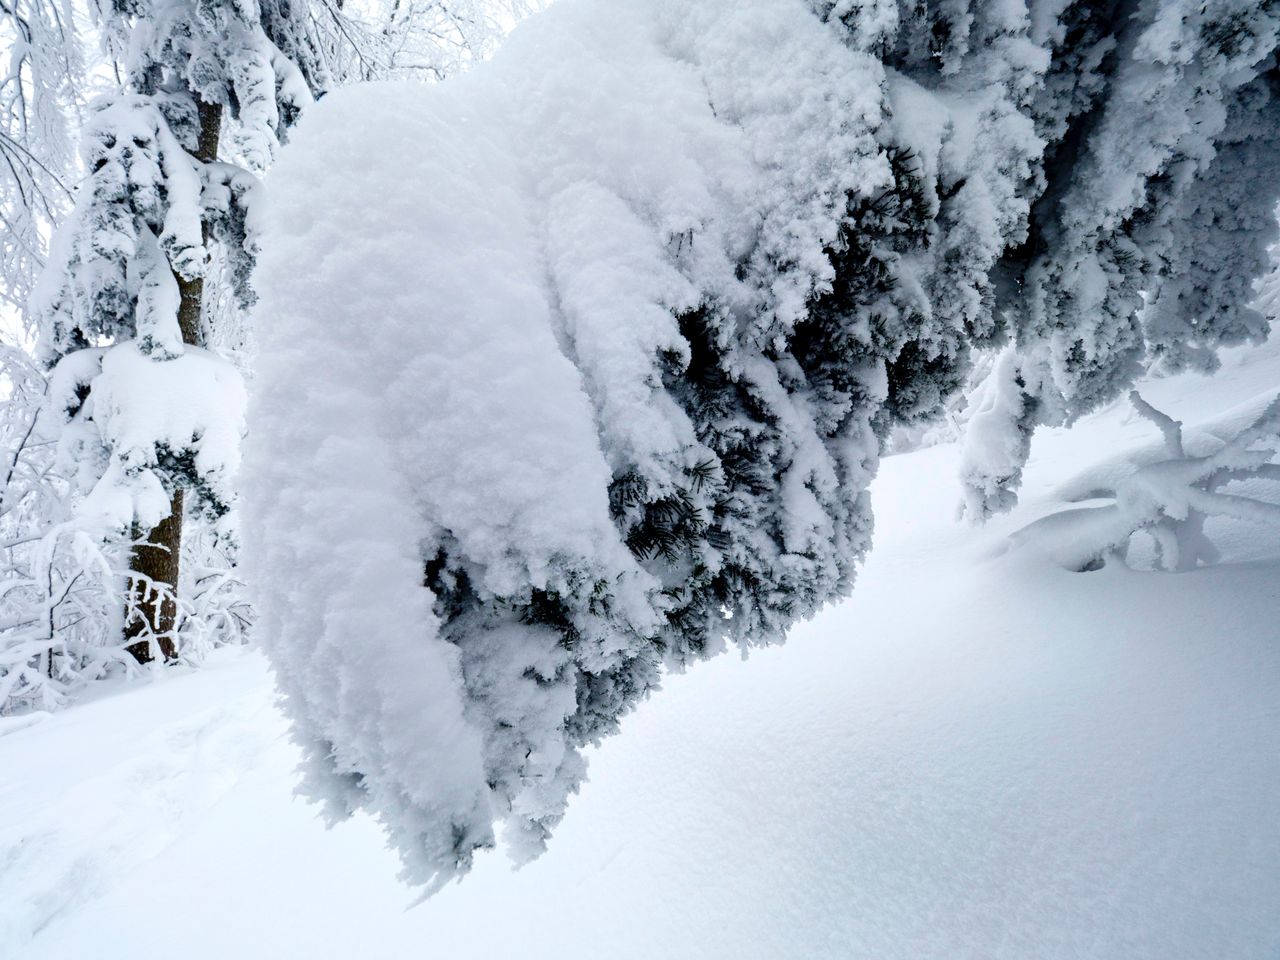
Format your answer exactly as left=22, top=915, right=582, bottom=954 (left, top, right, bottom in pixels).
left=3, top=337, right=1278, bottom=960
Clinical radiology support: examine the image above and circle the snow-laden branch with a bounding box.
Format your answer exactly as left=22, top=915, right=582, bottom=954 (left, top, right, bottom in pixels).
left=1012, top=391, right=1280, bottom=572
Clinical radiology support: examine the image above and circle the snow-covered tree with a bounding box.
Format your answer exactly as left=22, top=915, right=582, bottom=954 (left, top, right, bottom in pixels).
left=246, top=0, right=1280, bottom=890
left=373, top=0, right=536, bottom=80
left=961, top=0, right=1280, bottom=517
left=0, top=0, right=86, bottom=318
left=24, top=0, right=341, bottom=660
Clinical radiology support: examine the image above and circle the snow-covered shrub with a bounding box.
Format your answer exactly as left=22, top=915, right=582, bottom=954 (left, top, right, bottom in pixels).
left=0, top=523, right=129, bottom=714
left=1011, top=390, right=1280, bottom=572
left=249, top=0, right=1280, bottom=889
left=958, top=348, right=1039, bottom=518
left=0, top=515, right=259, bottom=714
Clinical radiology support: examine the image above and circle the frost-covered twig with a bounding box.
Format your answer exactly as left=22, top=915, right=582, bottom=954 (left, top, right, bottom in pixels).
left=0, top=0, right=85, bottom=318
left=1129, top=390, right=1183, bottom=458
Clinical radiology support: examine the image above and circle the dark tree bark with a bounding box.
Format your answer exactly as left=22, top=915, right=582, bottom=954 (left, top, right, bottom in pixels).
left=124, top=489, right=185, bottom=662
left=125, top=99, right=223, bottom=664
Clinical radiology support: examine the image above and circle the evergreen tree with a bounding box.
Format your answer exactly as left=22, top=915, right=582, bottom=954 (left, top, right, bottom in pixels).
left=962, top=0, right=1280, bottom=516
left=246, top=0, right=1280, bottom=889
left=29, top=0, right=334, bottom=660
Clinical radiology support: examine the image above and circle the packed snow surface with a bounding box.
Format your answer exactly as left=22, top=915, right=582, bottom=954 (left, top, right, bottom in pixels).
left=3, top=337, right=1279, bottom=959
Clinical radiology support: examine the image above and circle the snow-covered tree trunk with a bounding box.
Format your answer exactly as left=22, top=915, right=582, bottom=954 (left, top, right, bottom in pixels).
left=122, top=102, right=222, bottom=664
left=176, top=101, right=223, bottom=345
left=123, top=491, right=183, bottom=662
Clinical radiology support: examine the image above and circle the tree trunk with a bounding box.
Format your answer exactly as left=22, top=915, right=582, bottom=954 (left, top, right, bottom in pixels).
left=125, top=99, right=223, bottom=665
left=124, top=489, right=185, bottom=662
